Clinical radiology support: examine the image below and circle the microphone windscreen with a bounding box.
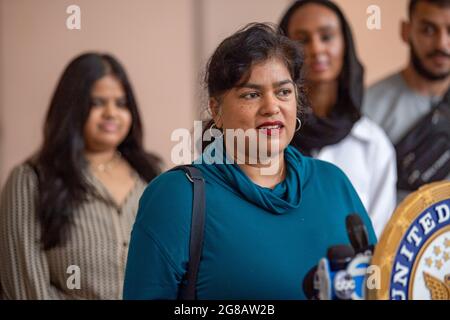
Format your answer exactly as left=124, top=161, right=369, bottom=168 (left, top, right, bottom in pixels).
left=303, top=266, right=317, bottom=299
left=346, top=214, right=369, bottom=253
left=327, top=245, right=355, bottom=270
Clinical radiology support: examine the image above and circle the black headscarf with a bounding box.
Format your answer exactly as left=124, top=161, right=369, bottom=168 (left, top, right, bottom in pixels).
left=279, top=0, right=364, bottom=155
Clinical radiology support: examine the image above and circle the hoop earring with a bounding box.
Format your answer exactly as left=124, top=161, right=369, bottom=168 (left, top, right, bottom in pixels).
left=209, top=123, right=223, bottom=138
left=295, top=117, right=302, bottom=132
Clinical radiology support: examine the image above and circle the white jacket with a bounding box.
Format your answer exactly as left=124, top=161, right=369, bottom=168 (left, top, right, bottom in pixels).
left=312, top=116, right=397, bottom=238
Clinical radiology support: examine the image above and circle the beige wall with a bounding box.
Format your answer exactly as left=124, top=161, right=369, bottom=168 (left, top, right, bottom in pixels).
left=200, top=0, right=409, bottom=85
left=200, top=0, right=292, bottom=64
left=0, top=0, right=196, bottom=186
left=0, top=0, right=409, bottom=186
left=335, top=0, right=409, bottom=84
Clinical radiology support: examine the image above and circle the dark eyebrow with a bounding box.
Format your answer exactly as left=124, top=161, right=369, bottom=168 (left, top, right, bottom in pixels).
left=236, top=80, right=293, bottom=89
left=318, top=25, right=336, bottom=33
left=274, top=80, right=295, bottom=87
left=419, top=18, right=439, bottom=28
left=291, top=29, right=309, bottom=37
left=293, top=25, right=336, bottom=35
left=91, top=95, right=126, bottom=99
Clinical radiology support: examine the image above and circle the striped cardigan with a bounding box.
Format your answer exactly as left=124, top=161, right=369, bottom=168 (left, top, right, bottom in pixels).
left=0, top=163, right=147, bottom=299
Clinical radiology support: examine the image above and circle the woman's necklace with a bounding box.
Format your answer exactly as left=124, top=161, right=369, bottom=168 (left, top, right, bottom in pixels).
left=94, top=151, right=122, bottom=173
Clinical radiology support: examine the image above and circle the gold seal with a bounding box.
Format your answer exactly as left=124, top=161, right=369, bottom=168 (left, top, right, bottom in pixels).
left=368, top=181, right=450, bottom=300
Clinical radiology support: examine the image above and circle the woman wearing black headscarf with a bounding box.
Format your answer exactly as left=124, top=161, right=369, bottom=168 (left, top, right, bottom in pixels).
left=280, top=0, right=397, bottom=237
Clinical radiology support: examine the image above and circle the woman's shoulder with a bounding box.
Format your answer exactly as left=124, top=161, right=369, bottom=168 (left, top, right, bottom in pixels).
left=135, top=167, right=194, bottom=227
left=288, top=146, right=348, bottom=182
left=354, top=117, right=393, bottom=146
left=329, top=117, right=395, bottom=164
left=2, top=161, right=38, bottom=193
left=305, top=156, right=374, bottom=229
left=304, top=154, right=349, bottom=179
left=291, top=148, right=377, bottom=243
left=305, top=156, right=362, bottom=197
left=141, top=167, right=193, bottom=197
left=0, top=162, right=39, bottom=222
left=353, top=117, right=396, bottom=161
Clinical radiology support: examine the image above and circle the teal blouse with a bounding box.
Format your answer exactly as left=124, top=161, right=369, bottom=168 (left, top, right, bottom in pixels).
left=123, top=143, right=377, bottom=299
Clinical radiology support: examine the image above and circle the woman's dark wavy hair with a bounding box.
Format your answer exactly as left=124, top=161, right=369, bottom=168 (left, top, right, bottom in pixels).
left=30, top=52, right=161, bottom=250
left=279, top=0, right=364, bottom=119
left=202, top=23, right=310, bottom=149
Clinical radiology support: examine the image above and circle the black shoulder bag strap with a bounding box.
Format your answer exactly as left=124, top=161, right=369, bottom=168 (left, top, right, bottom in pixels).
left=395, top=87, right=450, bottom=190
left=169, top=165, right=206, bottom=300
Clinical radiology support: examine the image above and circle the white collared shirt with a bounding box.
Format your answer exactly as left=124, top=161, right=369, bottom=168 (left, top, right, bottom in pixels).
left=312, top=116, right=397, bottom=238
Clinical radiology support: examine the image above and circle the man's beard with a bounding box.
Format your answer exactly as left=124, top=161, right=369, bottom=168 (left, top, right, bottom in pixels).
left=410, top=40, right=450, bottom=81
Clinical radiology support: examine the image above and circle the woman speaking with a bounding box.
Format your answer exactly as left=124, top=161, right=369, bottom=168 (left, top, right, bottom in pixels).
left=123, top=23, right=376, bottom=300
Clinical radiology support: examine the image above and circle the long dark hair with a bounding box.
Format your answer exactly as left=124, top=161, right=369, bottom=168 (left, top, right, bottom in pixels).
left=202, top=23, right=310, bottom=149
left=30, top=52, right=161, bottom=250
left=279, top=0, right=363, bottom=119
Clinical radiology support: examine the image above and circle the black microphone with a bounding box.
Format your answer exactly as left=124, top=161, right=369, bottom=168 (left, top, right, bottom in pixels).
left=303, top=214, right=374, bottom=300
left=303, top=245, right=356, bottom=300
left=327, top=245, right=355, bottom=270
left=322, top=245, right=356, bottom=300
left=346, top=214, right=370, bottom=254
left=302, top=266, right=318, bottom=300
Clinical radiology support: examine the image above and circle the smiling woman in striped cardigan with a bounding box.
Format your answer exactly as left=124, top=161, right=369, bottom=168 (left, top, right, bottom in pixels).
left=0, top=52, right=161, bottom=299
